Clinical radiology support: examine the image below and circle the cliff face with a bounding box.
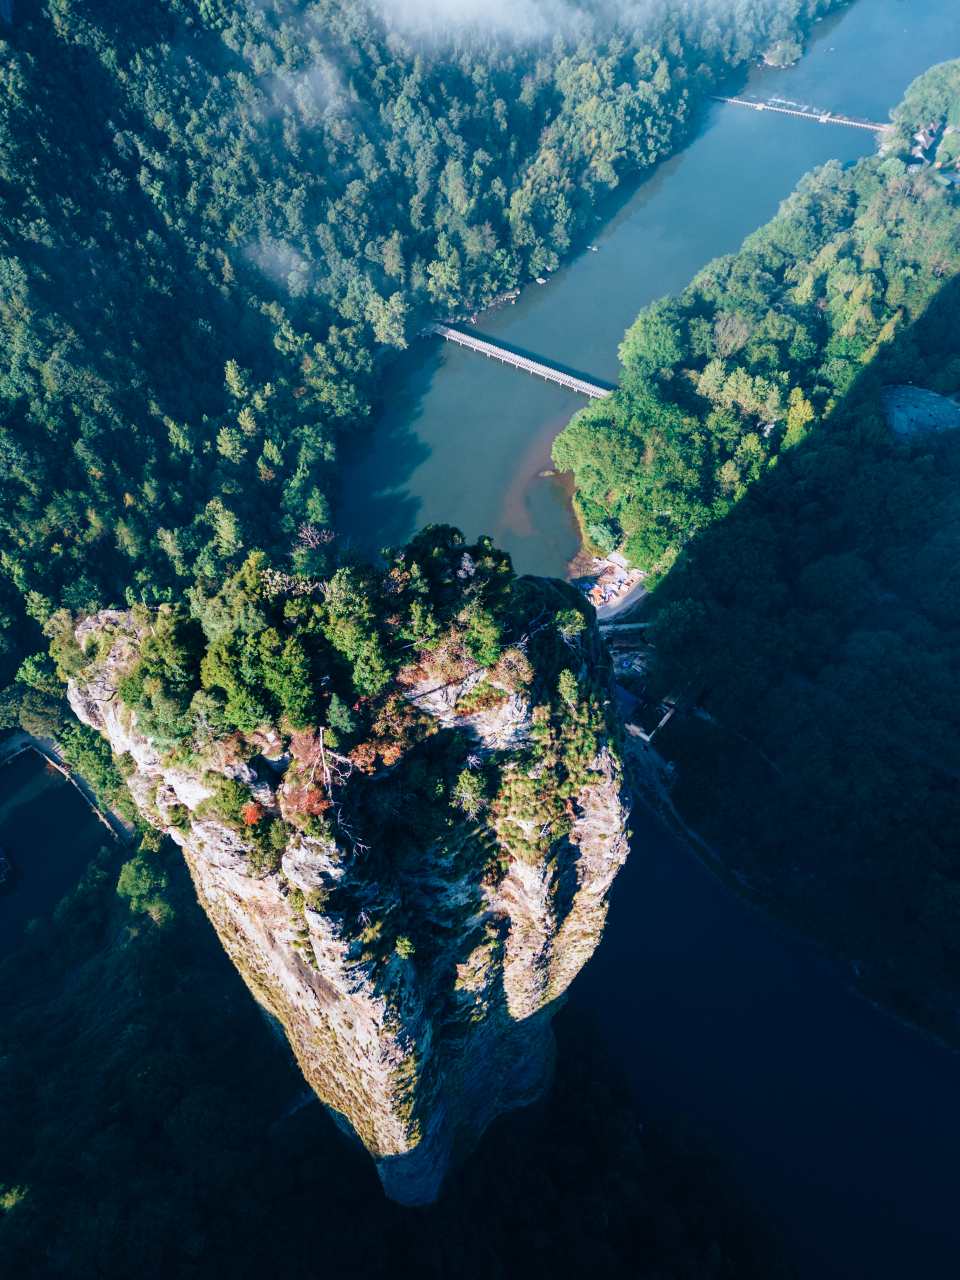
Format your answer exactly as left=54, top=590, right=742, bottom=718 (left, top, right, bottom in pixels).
left=63, top=541, right=629, bottom=1206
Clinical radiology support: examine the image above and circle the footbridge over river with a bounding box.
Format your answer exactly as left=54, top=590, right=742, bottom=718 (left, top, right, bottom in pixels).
left=711, top=95, right=891, bottom=132
left=421, top=322, right=612, bottom=399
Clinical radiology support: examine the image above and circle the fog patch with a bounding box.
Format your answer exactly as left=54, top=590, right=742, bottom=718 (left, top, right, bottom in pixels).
left=378, top=0, right=579, bottom=43
left=245, top=236, right=313, bottom=298
left=369, top=0, right=663, bottom=45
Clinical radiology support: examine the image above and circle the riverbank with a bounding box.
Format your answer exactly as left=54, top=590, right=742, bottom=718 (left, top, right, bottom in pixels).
left=0, top=748, right=125, bottom=959
left=337, top=5, right=903, bottom=574
left=597, top=580, right=650, bottom=619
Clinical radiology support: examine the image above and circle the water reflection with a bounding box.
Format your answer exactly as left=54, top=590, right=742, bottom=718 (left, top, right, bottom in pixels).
left=337, top=342, right=584, bottom=574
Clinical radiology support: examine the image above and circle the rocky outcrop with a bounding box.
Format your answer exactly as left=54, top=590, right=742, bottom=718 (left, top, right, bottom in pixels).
left=68, top=608, right=630, bottom=1206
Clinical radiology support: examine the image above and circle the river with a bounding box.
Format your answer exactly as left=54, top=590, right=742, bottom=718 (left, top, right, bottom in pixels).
left=0, top=750, right=115, bottom=960
left=571, top=809, right=960, bottom=1279
left=339, top=2, right=960, bottom=1277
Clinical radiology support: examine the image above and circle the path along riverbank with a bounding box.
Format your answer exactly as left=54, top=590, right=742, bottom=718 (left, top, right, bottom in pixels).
left=0, top=731, right=134, bottom=845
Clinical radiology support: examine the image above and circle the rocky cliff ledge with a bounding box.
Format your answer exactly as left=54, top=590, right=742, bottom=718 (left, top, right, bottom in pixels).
left=61, top=529, right=630, bottom=1204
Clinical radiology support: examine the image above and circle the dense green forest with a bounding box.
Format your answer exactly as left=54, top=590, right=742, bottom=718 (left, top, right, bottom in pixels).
left=0, top=0, right=840, bottom=724
left=554, top=61, right=960, bottom=1040
left=0, top=825, right=795, bottom=1279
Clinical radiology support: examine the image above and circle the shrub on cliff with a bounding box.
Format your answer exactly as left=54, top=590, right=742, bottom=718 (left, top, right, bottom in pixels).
left=67, top=527, right=615, bottom=901
left=117, top=839, right=174, bottom=927
left=57, top=722, right=137, bottom=824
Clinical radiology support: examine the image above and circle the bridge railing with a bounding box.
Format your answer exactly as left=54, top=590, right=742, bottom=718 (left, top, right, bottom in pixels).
left=423, top=322, right=612, bottom=399
left=710, top=95, right=890, bottom=132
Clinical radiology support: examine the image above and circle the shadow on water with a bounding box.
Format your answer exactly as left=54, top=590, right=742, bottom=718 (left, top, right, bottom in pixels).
left=337, top=339, right=438, bottom=478
left=0, top=750, right=113, bottom=960
left=572, top=254, right=960, bottom=1278
left=334, top=341, right=439, bottom=547
left=336, top=337, right=585, bottom=574
left=336, top=410, right=428, bottom=550
left=570, top=809, right=960, bottom=1280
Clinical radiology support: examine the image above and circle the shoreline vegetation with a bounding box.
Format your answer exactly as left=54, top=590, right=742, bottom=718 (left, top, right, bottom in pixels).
left=555, top=58, right=960, bottom=1046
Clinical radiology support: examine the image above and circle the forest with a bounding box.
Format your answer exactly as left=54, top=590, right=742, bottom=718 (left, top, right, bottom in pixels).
left=554, top=60, right=960, bottom=1040
left=50, top=521, right=627, bottom=949
left=0, top=0, right=841, bottom=728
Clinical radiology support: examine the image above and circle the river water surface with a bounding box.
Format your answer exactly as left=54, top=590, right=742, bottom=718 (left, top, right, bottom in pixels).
left=0, top=750, right=113, bottom=959
left=340, top=3, right=960, bottom=1277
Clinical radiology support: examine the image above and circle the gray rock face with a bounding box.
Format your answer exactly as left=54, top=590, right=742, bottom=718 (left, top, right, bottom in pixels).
left=883, top=384, right=960, bottom=437
left=69, top=610, right=630, bottom=1205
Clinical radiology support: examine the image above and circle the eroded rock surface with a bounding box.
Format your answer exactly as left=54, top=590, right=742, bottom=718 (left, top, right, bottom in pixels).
left=68, top=580, right=629, bottom=1206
